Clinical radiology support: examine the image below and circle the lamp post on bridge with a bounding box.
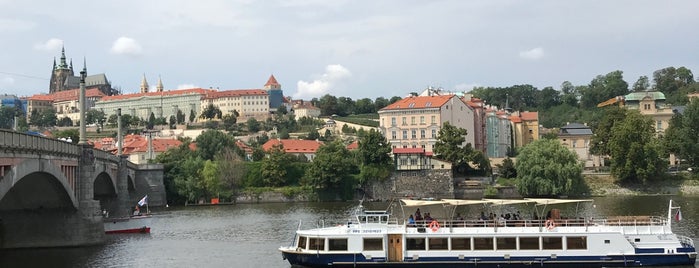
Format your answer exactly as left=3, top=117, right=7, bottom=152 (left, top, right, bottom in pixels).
left=117, top=108, right=122, bottom=156
left=78, top=59, right=87, bottom=145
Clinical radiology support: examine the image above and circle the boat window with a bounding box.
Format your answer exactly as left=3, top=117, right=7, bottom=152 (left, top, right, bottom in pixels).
left=519, top=237, right=539, bottom=250
left=566, top=236, right=587, bottom=250
left=496, top=237, right=517, bottom=250
left=428, top=238, right=448, bottom=250
left=542, top=237, right=562, bottom=250
left=329, top=238, right=348, bottom=251
left=309, top=238, right=325, bottom=251
left=406, top=238, right=426, bottom=250
left=363, top=238, right=383, bottom=251
left=473, top=237, right=494, bottom=250
left=298, top=236, right=307, bottom=249
left=451, top=237, right=471, bottom=250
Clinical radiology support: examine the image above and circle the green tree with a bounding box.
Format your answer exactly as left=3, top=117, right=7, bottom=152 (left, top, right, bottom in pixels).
left=633, top=76, right=650, bottom=92
left=189, top=109, right=196, bottom=123
left=195, top=130, right=236, bottom=160
left=173, top=156, right=206, bottom=203
left=357, top=129, right=393, bottom=184
left=147, top=112, right=156, bottom=129
left=216, top=148, right=246, bottom=199
left=261, top=145, right=292, bottom=187
left=85, top=109, right=106, bottom=128
left=303, top=141, right=356, bottom=192
left=247, top=118, right=260, bottom=132
left=176, top=110, right=185, bottom=124
left=495, top=156, right=516, bottom=179
left=0, top=106, right=18, bottom=129
left=154, top=140, right=196, bottom=204
left=608, top=110, right=666, bottom=183
left=200, top=103, right=222, bottom=120
left=664, top=100, right=699, bottom=169
left=589, top=107, right=627, bottom=156
left=57, top=117, right=73, bottom=127
left=30, top=108, right=58, bottom=128
left=433, top=122, right=468, bottom=167
left=201, top=160, right=224, bottom=199
left=580, top=70, right=629, bottom=108
left=169, top=115, right=177, bottom=129
left=305, top=130, right=320, bottom=140
left=222, top=111, right=238, bottom=131
left=516, top=139, right=585, bottom=197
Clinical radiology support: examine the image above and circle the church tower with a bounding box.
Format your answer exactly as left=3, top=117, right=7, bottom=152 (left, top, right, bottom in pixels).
left=264, top=75, right=284, bottom=109
left=140, top=74, right=149, bottom=93
left=49, top=46, right=75, bottom=93
left=156, top=75, right=164, bottom=92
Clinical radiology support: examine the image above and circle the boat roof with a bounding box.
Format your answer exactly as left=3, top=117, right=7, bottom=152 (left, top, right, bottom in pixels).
left=525, top=198, right=594, bottom=206
left=401, top=198, right=593, bottom=207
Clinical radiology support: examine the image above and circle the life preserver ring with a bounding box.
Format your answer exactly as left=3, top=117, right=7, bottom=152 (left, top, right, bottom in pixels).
left=428, top=220, right=440, bottom=232
left=545, top=219, right=556, bottom=230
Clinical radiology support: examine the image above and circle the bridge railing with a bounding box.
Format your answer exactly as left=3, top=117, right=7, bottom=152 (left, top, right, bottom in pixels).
left=0, top=129, right=80, bottom=156
left=92, top=148, right=120, bottom=163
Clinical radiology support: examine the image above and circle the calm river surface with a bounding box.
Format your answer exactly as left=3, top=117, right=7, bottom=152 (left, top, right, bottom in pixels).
left=1, top=195, right=698, bottom=268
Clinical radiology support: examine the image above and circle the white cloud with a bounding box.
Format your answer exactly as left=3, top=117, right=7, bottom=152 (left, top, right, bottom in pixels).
left=1, top=76, right=15, bottom=86
left=177, top=84, right=197, bottom=89
left=110, top=37, right=143, bottom=56
left=33, top=38, right=63, bottom=51
left=519, top=47, right=544, bottom=60
left=454, top=83, right=481, bottom=92
left=295, top=64, right=351, bottom=99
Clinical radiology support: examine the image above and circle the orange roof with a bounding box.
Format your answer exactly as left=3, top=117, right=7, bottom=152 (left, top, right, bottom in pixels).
left=380, top=95, right=455, bottom=110
left=520, top=111, right=538, bottom=121
left=122, top=138, right=183, bottom=154
left=346, top=141, right=359, bottom=150
left=509, top=115, right=522, bottom=123
left=203, top=89, right=268, bottom=99
left=264, top=75, right=280, bottom=86
left=100, top=88, right=211, bottom=101
left=262, top=139, right=323, bottom=153
left=235, top=140, right=253, bottom=153
left=28, top=87, right=105, bottom=102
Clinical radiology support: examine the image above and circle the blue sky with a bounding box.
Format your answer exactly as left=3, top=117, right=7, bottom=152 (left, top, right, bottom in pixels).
left=1, top=0, right=698, bottom=100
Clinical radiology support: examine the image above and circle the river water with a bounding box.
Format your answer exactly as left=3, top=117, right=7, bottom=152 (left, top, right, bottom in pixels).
left=1, top=196, right=698, bottom=268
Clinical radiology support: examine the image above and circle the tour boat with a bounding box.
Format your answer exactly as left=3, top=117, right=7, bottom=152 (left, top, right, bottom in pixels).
left=279, top=199, right=696, bottom=267
left=104, top=214, right=152, bottom=234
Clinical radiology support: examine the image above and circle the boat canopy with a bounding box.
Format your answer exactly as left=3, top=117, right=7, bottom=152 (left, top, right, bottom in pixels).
left=484, top=199, right=536, bottom=206
left=400, top=199, right=448, bottom=207
left=525, top=198, right=594, bottom=206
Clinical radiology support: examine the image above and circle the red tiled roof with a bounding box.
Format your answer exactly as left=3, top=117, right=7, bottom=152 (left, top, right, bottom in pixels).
left=235, top=140, right=253, bottom=153
left=464, top=97, right=484, bottom=108
left=100, top=88, right=212, bottom=101
left=28, top=94, right=53, bottom=101
left=380, top=95, right=455, bottom=111
left=264, top=75, right=280, bottom=86
left=521, top=111, right=538, bottom=121
left=393, top=148, right=426, bottom=154
left=262, top=139, right=323, bottom=153
left=203, top=89, right=268, bottom=99
left=346, top=141, right=359, bottom=150
left=509, top=115, right=522, bottom=123
left=29, top=88, right=106, bottom=102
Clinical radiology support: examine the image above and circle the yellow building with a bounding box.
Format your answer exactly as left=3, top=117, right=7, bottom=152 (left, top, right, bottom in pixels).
left=201, top=89, right=270, bottom=122
left=622, top=91, right=674, bottom=134
left=509, top=111, right=539, bottom=148
left=378, top=95, right=474, bottom=153
left=557, top=123, right=594, bottom=168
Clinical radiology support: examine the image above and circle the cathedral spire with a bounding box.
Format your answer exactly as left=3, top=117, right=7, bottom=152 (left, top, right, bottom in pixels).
left=53, top=57, right=57, bottom=69
left=59, top=45, right=68, bottom=68
left=140, top=73, right=149, bottom=94
left=156, top=75, right=164, bottom=92
left=69, top=59, right=73, bottom=72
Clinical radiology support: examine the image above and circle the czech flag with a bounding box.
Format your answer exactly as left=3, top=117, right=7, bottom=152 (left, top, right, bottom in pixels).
left=138, top=195, right=148, bottom=206
left=675, top=209, right=682, bottom=222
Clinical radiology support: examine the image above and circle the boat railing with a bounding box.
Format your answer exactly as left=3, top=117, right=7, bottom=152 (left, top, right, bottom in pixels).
left=677, top=235, right=695, bottom=248
left=407, top=216, right=666, bottom=229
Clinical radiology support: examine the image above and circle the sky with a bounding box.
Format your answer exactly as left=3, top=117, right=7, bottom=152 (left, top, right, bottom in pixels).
left=1, top=0, right=699, bottom=100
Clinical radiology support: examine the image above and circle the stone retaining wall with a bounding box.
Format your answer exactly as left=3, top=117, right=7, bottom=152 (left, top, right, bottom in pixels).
left=365, top=170, right=454, bottom=200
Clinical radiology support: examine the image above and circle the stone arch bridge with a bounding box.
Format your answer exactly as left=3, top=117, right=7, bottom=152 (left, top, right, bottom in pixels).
left=0, top=130, right=164, bottom=249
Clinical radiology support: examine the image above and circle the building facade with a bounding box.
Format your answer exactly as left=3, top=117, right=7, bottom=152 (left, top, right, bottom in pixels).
left=264, top=75, right=285, bottom=110
left=557, top=123, right=594, bottom=168
left=201, top=89, right=270, bottom=122
left=623, top=91, right=674, bottom=134
left=509, top=111, right=539, bottom=148
left=485, top=110, right=512, bottom=158
left=378, top=95, right=475, bottom=153
left=95, top=88, right=211, bottom=121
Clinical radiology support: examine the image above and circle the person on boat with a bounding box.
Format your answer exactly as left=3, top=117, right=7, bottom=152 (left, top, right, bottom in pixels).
left=424, top=213, right=433, bottom=222
left=408, top=215, right=416, bottom=227
left=133, top=205, right=141, bottom=216
left=479, top=211, right=488, bottom=221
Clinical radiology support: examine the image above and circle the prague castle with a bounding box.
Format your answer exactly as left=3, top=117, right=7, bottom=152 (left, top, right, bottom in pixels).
left=49, top=46, right=117, bottom=96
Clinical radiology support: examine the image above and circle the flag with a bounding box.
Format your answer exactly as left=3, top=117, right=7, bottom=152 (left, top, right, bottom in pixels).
left=675, top=209, right=682, bottom=222
left=138, top=195, right=148, bottom=206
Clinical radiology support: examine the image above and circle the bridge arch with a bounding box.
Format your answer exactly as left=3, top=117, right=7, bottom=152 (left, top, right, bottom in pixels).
left=0, top=158, right=78, bottom=210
